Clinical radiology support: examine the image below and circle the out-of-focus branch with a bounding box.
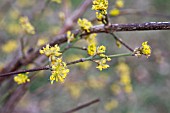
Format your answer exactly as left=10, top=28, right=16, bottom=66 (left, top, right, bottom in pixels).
left=63, top=98, right=100, bottom=113
left=59, top=0, right=92, bottom=34
left=0, top=84, right=28, bottom=113
left=118, top=9, right=170, bottom=19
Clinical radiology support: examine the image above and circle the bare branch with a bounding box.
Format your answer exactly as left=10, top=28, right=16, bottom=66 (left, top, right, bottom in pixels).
left=0, top=67, right=50, bottom=77
left=63, top=98, right=100, bottom=113
left=110, top=33, right=134, bottom=52
left=84, top=22, right=170, bottom=35
left=0, top=53, right=132, bottom=77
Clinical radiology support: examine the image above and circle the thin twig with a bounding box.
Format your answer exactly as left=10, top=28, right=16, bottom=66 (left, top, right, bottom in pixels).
left=40, top=0, right=51, bottom=16
left=20, top=37, right=26, bottom=59
left=67, top=53, right=132, bottom=65
left=63, top=98, right=100, bottom=113
left=70, top=46, right=87, bottom=51
left=0, top=67, right=50, bottom=77
left=110, top=33, right=134, bottom=52
left=0, top=53, right=132, bottom=77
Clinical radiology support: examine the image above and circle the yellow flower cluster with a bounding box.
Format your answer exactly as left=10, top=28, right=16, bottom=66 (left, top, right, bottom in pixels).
left=96, top=58, right=111, bottom=71
left=1, top=40, right=18, bottom=53
left=88, top=44, right=107, bottom=56
left=37, top=38, right=48, bottom=46
left=39, top=44, right=62, bottom=63
left=50, top=57, right=69, bottom=84
left=97, top=45, right=106, bottom=54
left=141, top=41, right=151, bottom=57
left=86, top=33, right=98, bottom=56
left=67, top=31, right=74, bottom=43
left=87, top=43, right=97, bottom=56
left=86, top=33, right=97, bottom=45
left=87, top=43, right=111, bottom=71
left=104, top=99, right=118, bottom=111
left=109, top=8, right=120, bottom=16
left=111, top=83, right=121, bottom=95
left=77, top=18, right=92, bottom=32
left=116, top=61, right=133, bottom=94
left=92, top=0, right=108, bottom=11
left=109, top=0, right=124, bottom=16
left=115, top=0, right=124, bottom=8
left=65, top=82, right=82, bottom=99
left=7, top=23, right=21, bottom=35
left=134, top=41, right=151, bottom=58
left=14, top=73, right=30, bottom=85
left=88, top=75, right=108, bottom=89
left=51, top=0, right=61, bottom=3
left=92, top=0, right=108, bottom=22
left=19, top=16, right=35, bottom=35
left=40, top=44, right=69, bottom=83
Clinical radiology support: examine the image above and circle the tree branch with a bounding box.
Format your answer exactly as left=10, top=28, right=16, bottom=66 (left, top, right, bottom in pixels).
left=84, top=22, right=170, bottom=35
left=0, top=67, right=50, bottom=77
left=0, top=22, right=170, bottom=79
left=0, top=53, right=132, bottom=77
left=63, top=98, right=100, bottom=113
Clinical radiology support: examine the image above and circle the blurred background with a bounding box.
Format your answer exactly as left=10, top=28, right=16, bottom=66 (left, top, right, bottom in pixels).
left=0, top=0, right=170, bottom=113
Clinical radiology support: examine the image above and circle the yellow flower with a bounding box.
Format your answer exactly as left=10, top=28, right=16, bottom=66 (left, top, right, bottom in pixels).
left=1, top=40, right=18, bottom=53
left=124, top=84, right=133, bottom=94
left=86, top=33, right=97, bottom=45
left=134, top=41, right=151, bottom=58
left=51, top=0, right=61, bottom=3
left=39, top=44, right=62, bottom=57
left=37, top=38, right=48, bottom=46
left=65, top=83, right=82, bottom=99
left=87, top=43, right=97, bottom=56
left=104, top=99, right=118, bottom=111
left=96, top=58, right=110, bottom=71
left=116, top=61, right=133, bottom=93
left=9, top=9, right=20, bottom=20
left=92, top=0, right=108, bottom=23
left=88, top=76, right=107, bottom=89
left=58, top=11, right=65, bottom=21
left=116, top=40, right=122, bottom=48
left=97, top=45, right=106, bottom=54
left=96, top=12, right=103, bottom=20
left=50, top=57, right=69, bottom=84
left=116, top=0, right=124, bottom=8
left=7, top=23, right=21, bottom=34
left=109, top=8, right=120, bottom=16
left=116, top=61, right=130, bottom=83
left=92, top=0, right=108, bottom=11
left=111, top=84, right=121, bottom=95
left=120, top=75, right=131, bottom=85
left=67, top=31, right=74, bottom=43
left=141, top=41, right=151, bottom=57
left=14, top=73, right=30, bottom=85
left=77, top=18, right=92, bottom=32
left=19, top=16, right=35, bottom=35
